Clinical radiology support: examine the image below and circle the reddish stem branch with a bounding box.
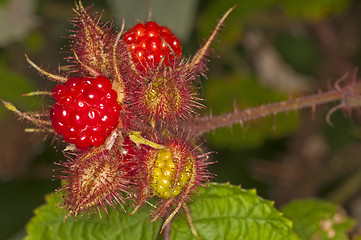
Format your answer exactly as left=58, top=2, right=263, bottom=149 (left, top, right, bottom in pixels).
left=162, top=217, right=173, bottom=240
left=182, top=82, right=361, bottom=137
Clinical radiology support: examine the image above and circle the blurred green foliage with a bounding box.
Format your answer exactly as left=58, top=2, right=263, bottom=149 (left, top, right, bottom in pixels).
left=274, top=33, right=321, bottom=75
left=197, top=0, right=351, bottom=49
left=281, top=0, right=351, bottom=20
left=282, top=199, right=355, bottom=240
left=205, top=74, right=299, bottom=149
left=0, top=65, right=39, bottom=117
left=0, top=0, right=9, bottom=6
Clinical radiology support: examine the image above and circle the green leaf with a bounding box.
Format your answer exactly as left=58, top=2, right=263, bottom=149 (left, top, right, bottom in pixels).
left=27, top=184, right=305, bottom=240
left=25, top=192, right=162, bottom=240
left=282, top=199, right=355, bottom=240
left=172, top=183, right=299, bottom=240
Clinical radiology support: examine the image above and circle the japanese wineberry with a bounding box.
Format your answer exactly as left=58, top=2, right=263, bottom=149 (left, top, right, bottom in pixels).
left=123, top=21, right=182, bottom=72
left=50, top=76, right=121, bottom=149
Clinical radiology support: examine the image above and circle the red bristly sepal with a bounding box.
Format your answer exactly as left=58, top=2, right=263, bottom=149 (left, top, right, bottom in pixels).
left=57, top=147, right=131, bottom=220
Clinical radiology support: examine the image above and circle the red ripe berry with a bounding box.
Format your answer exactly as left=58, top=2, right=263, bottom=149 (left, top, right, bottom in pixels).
left=123, top=21, right=182, bottom=72
left=50, top=76, right=121, bottom=149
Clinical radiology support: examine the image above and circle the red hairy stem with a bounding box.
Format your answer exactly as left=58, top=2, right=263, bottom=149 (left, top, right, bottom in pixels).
left=162, top=217, right=173, bottom=240
left=182, top=81, right=361, bottom=137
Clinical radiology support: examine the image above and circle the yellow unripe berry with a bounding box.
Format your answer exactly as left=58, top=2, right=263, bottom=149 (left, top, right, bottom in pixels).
left=150, top=148, right=193, bottom=198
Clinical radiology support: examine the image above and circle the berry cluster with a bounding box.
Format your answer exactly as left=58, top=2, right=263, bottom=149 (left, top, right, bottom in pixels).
left=50, top=76, right=121, bottom=149
left=19, top=1, right=228, bottom=232
left=123, top=21, right=182, bottom=72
